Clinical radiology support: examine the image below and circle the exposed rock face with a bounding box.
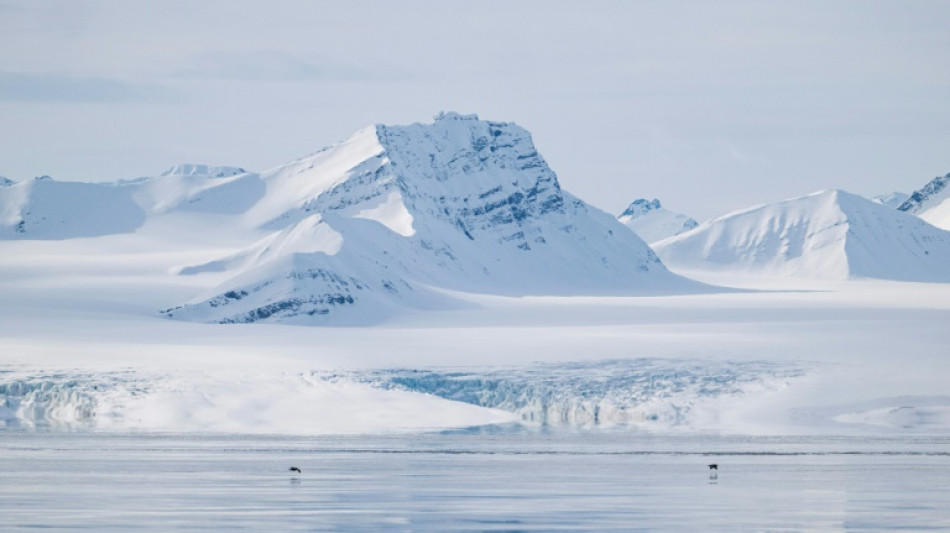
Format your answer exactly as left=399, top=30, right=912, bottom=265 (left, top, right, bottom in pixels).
left=899, top=174, right=949, bottom=214
left=161, top=164, right=247, bottom=178
left=0, top=113, right=706, bottom=324
left=165, top=113, right=700, bottom=324
left=898, top=173, right=950, bottom=230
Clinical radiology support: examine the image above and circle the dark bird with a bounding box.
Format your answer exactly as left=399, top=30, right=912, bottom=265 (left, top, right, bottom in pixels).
left=708, top=464, right=718, bottom=470
left=289, top=467, right=301, bottom=474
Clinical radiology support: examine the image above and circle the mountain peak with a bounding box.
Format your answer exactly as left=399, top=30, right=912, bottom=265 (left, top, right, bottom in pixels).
left=161, top=164, right=247, bottom=178
left=655, top=188, right=950, bottom=281
left=617, top=198, right=697, bottom=244
left=619, top=199, right=662, bottom=219
left=896, top=172, right=950, bottom=231
left=870, top=191, right=909, bottom=209
left=433, top=111, right=479, bottom=122
left=0, top=176, right=14, bottom=187
left=163, top=112, right=701, bottom=324
left=898, top=173, right=949, bottom=213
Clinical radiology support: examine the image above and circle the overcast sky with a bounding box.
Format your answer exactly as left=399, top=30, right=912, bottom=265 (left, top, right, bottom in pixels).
left=1, top=0, right=949, bottom=220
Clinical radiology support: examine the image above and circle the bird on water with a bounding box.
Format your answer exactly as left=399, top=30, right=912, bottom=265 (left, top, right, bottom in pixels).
left=289, top=467, right=301, bottom=474
left=708, top=464, right=718, bottom=470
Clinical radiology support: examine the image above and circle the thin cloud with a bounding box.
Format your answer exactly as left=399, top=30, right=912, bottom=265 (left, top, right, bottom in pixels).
left=0, top=71, right=175, bottom=103
left=172, top=50, right=402, bottom=82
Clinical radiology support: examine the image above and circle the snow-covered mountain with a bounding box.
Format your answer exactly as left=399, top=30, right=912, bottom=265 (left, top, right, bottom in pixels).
left=0, top=165, right=267, bottom=239
left=870, top=191, right=909, bottom=209
left=161, top=164, right=247, bottom=178
left=617, top=198, right=698, bottom=243
left=653, top=189, right=950, bottom=281
left=158, top=113, right=703, bottom=324
left=898, top=173, right=950, bottom=230
left=0, top=175, right=146, bottom=239
left=131, top=164, right=265, bottom=215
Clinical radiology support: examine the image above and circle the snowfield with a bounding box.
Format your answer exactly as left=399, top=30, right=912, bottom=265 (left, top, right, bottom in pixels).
left=1, top=223, right=948, bottom=436
left=1, top=114, right=948, bottom=438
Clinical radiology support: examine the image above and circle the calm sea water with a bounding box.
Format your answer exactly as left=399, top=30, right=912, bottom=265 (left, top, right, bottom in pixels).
left=1, top=429, right=948, bottom=531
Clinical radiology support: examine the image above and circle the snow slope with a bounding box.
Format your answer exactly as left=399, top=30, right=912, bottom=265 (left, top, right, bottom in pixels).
left=0, top=165, right=266, bottom=239
left=130, top=164, right=265, bottom=215
left=617, top=198, right=698, bottom=243
left=0, top=176, right=146, bottom=239
left=898, top=172, right=950, bottom=230
left=654, top=189, right=950, bottom=281
left=165, top=113, right=702, bottom=324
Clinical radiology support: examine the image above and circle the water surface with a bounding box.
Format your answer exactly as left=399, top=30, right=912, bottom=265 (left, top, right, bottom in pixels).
left=2, top=430, right=948, bottom=531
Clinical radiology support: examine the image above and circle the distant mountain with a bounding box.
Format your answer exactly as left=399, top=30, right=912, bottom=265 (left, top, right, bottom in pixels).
left=898, top=173, right=950, bottom=230
left=654, top=189, right=950, bottom=281
left=617, top=198, right=698, bottom=243
left=0, top=175, right=145, bottom=239
left=161, top=164, right=247, bottom=178
left=0, top=176, right=14, bottom=187
left=870, top=191, right=909, bottom=209
left=132, top=165, right=264, bottom=215
left=0, top=166, right=265, bottom=239
left=163, top=112, right=703, bottom=324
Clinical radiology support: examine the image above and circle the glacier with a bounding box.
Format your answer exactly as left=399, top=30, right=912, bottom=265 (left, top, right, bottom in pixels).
left=1, top=111, right=949, bottom=443
left=1, top=359, right=806, bottom=432
left=328, top=359, right=806, bottom=428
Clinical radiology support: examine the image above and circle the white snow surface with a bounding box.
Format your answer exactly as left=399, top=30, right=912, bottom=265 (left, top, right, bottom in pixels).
left=353, top=189, right=416, bottom=237
left=1, top=189, right=949, bottom=435
left=0, top=166, right=266, bottom=239
left=0, top=176, right=146, bottom=239
left=920, top=198, right=950, bottom=230
left=654, top=189, right=950, bottom=281
left=617, top=198, right=698, bottom=243
left=1, top=231, right=949, bottom=435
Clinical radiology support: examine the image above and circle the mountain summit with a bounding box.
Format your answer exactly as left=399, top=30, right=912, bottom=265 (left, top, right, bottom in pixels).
left=898, top=172, right=950, bottom=230
left=617, top=198, right=698, bottom=243
left=163, top=113, right=703, bottom=324
left=654, top=189, right=950, bottom=281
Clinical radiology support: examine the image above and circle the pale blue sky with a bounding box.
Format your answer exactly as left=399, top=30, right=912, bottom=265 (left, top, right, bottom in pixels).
left=1, top=0, right=949, bottom=220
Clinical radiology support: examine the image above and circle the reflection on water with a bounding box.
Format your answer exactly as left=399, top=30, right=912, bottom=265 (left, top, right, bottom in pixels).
left=1, top=431, right=948, bottom=532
